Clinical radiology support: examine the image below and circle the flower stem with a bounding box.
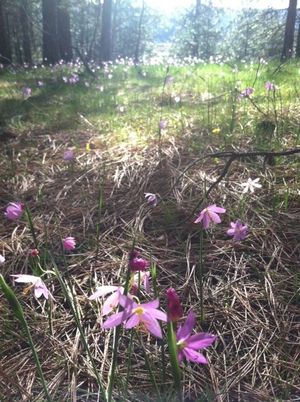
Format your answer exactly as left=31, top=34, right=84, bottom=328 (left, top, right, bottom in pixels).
left=0, top=275, right=52, bottom=402
left=24, top=204, right=38, bottom=248
left=167, top=321, right=182, bottom=401
left=138, top=333, right=162, bottom=401
left=198, top=229, right=204, bottom=323
left=95, top=170, right=105, bottom=258
left=106, top=239, right=135, bottom=402
left=50, top=258, right=107, bottom=401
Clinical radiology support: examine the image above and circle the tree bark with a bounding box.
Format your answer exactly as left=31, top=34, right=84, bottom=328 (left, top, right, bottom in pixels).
left=134, top=0, right=145, bottom=63
left=42, top=0, right=60, bottom=64
left=0, top=0, right=11, bottom=64
left=57, top=1, right=73, bottom=62
left=281, top=0, right=297, bottom=59
left=100, top=0, right=113, bottom=62
left=296, top=17, right=300, bottom=56
left=192, top=0, right=201, bottom=58
left=20, top=0, right=32, bottom=64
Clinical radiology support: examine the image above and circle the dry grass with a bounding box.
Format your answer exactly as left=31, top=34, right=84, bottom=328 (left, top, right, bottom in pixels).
left=0, top=127, right=299, bottom=402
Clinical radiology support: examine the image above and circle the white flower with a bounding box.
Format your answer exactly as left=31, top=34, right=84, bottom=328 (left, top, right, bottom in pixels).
left=0, top=254, right=5, bottom=265
left=240, top=178, right=262, bottom=193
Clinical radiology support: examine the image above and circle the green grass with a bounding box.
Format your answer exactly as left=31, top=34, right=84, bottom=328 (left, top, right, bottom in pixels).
left=1, top=59, right=300, bottom=150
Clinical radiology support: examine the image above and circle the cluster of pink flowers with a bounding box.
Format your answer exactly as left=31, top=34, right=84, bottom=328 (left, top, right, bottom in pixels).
left=238, top=87, right=254, bottom=100
left=5, top=202, right=24, bottom=221
left=194, top=204, right=248, bottom=241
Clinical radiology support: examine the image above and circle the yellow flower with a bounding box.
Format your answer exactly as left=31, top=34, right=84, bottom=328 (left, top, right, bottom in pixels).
left=212, top=127, right=221, bottom=134
left=86, top=143, right=91, bottom=153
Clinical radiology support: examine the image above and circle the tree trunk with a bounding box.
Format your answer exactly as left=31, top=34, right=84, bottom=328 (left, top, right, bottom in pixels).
left=20, top=0, right=32, bottom=64
left=0, top=0, right=11, bottom=64
left=42, top=0, right=60, bottom=64
left=57, top=1, right=73, bottom=62
left=100, top=0, right=112, bottom=62
left=296, top=18, right=300, bottom=56
left=134, top=0, right=145, bottom=63
left=192, top=0, right=201, bottom=58
left=281, top=0, right=297, bottom=59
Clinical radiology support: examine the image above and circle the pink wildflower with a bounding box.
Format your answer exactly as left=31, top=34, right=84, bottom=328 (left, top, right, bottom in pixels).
left=132, top=271, right=151, bottom=293
left=165, top=75, right=174, bottom=85
left=265, top=81, right=275, bottom=91
left=63, top=237, right=76, bottom=251
left=5, top=202, right=24, bottom=221
left=22, top=87, right=32, bottom=97
left=11, top=274, right=51, bottom=300
left=159, top=120, right=168, bottom=130
left=129, top=249, right=149, bottom=272
left=194, top=204, right=226, bottom=229
left=88, top=286, right=124, bottom=315
left=145, top=193, right=158, bottom=206
left=29, top=248, right=39, bottom=257
left=238, top=87, right=254, bottom=100
left=177, top=311, right=216, bottom=364
left=166, top=288, right=183, bottom=322
left=227, top=219, right=248, bottom=241
left=102, top=295, right=167, bottom=338
left=63, top=149, right=75, bottom=161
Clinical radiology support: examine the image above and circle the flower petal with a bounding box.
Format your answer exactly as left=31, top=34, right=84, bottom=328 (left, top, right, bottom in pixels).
left=125, top=313, right=140, bottom=329
left=177, top=310, right=195, bottom=341
left=187, top=333, right=216, bottom=350
left=141, top=299, right=159, bottom=310
left=102, top=310, right=129, bottom=329
left=88, top=285, right=119, bottom=300
left=142, top=313, right=163, bottom=338
left=102, top=291, right=120, bottom=315
left=11, top=274, right=39, bottom=284
left=146, top=308, right=167, bottom=322
left=182, top=347, right=208, bottom=364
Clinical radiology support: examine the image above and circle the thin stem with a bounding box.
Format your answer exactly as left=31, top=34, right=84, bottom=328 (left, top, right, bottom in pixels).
left=198, top=229, right=204, bottom=323
left=106, top=239, right=135, bottom=402
left=50, top=258, right=107, bottom=401
left=167, top=321, right=182, bottom=401
left=138, top=334, right=162, bottom=401
left=25, top=204, right=38, bottom=248
left=95, top=171, right=105, bottom=259
left=124, top=330, right=134, bottom=396
left=0, top=275, right=52, bottom=402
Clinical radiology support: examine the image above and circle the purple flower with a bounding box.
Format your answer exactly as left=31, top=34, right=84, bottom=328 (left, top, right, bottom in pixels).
left=88, top=286, right=125, bottom=315
left=166, top=288, right=183, bottom=322
left=102, top=295, right=167, bottom=338
left=22, top=87, right=32, bottom=97
left=165, top=75, right=174, bottom=85
left=11, top=274, right=51, bottom=300
left=176, top=311, right=216, bottom=364
left=63, top=237, right=76, bottom=251
left=63, top=149, right=75, bottom=161
left=130, top=256, right=149, bottom=272
left=5, top=202, right=24, bottom=221
left=145, top=193, right=158, bottom=206
left=238, top=87, right=254, bottom=100
left=69, top=74, right=79, bottom=84
left=194, top=204, right=226, bottom=229
left=227, top=219, right=248, bottom=241
left=159, top=120, right=168, bottom=130
left=265, top=81, right=275, bottom=91
left=132, top=271, right=151, bottom=293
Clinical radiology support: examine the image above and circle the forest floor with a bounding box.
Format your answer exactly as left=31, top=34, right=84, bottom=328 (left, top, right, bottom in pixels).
left=0, top=60, right=300, bottom=402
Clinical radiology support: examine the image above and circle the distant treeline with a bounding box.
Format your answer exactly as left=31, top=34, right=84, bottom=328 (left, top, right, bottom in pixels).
left=0, top=0, right=299, bottom=65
